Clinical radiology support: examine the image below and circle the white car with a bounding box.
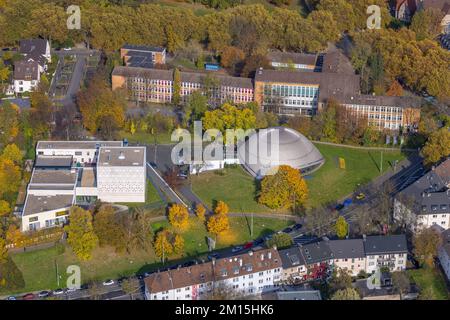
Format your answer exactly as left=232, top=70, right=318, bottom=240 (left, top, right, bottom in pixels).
left=53, top=288, right=64, bottom=295
left=102, top=279, right=115, bottom=286
left=63, top=47, right=71, bottom=51
left=66, top=287, right=77, bottom=293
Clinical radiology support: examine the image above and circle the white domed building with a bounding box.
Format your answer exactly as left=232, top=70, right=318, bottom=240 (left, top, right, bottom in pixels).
left=237, top=127, right=325, bottom=179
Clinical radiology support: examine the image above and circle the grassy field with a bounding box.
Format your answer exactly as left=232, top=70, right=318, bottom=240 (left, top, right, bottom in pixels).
left=152, top=216, right=294, bottom=258
left=408, top=267, right=449, bottom=300
left=119, top=130, right=174, bottom=145
left=191, top=166, right=275, bottom=213
left=191, top=144, right=406, bottom=212
left=306, top=144, right=406, bottom=207
left=6, top=216, right=291, bottom=294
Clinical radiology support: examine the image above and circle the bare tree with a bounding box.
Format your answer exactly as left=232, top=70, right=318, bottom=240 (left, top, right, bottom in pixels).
left=392, top=271, right=411, bottom=299
left=304, top=206, right=338, bottom=237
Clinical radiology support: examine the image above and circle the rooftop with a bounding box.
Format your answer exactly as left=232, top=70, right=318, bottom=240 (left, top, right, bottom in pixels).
left=36, top=140, right=123, bottom=150
left=34, top=155, right=73, bottom=168
left=122, top=44, right=166, bottom=53
left=267, top=51, right=317, bottom=67
left=19, top=39, right=48, bottom=57
left=23, top=194, right=74, bottom=216
left=363, top=234, right=408, bottom=255
left=328, top=239, right=365, bottom=259
left=97, top=147, right=146, bottom=167
left=30, top=168, right=78, bottom=185
left=300, top=240, right=334, bottom=264
left=335, top=94, right=422, bottom=109
left=14, top=59, right=39, bottom=81
left=278, top=247, right=306, bottom=269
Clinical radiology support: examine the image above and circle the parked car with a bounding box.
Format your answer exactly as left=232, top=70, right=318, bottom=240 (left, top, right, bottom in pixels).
left=207, top=253, right=219, bottom=261
left=334, top=203, right=345, bottom=211
left=177, top=173, right=188, bottom=179
left=243, top=242, right=253, bottom=249
left=355, top=193, right=366, bottom=200
left=293, top=223, right=303, bottom=230
left=343, top=198, right=353, bottom=207
left=53, top=288, right=64, bottom=295
left=102, top=279, right=115, bottom=286
left=253, top=238, right=264, bottom=246
left=282, top=227, right=293, bottom=234
left=6, top=296, right=16, bottom=300
left=22, top=293, right=35, bottom=300
left=66, top=287, right=77, bottom=293
left=231, top=246, right=243, bottom=253
left=38, top=291, right=51, bottom=298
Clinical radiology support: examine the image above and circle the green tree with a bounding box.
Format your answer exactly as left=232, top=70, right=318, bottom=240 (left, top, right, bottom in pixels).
left=64, top=206, right=99, bottom=261
left=411, top=8, right=444, bottom=41
left=186, top=90, right=208, bottom=122
left=173, top=68, right=181, bottom=106
left=335, top=216, right=349, bottom=239
left=330, top=287, right=361, bottom=300
left=266, top=233, right=293, bottom=249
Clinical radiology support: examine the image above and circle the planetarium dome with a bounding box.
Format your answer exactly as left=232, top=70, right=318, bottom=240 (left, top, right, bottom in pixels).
left=237, top=127, right=325, bottom=179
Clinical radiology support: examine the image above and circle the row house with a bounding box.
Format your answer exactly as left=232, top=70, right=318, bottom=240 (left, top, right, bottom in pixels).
left=394, top=158, right=450, bottom=232
left=144, top=248, right=282, bottom=300
left=279, top=235, right=407, bottom=283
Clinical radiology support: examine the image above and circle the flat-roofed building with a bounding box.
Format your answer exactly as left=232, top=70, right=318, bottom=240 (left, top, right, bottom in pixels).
left=120, top=44, right=166, bottom=67
left=96, top=147, right=146, bottom=203
left=267, top=51, right=317, bottom=71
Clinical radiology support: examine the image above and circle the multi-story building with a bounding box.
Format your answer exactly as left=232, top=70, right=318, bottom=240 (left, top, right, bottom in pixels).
left=112, top=66, right=254, bottom=106
left=438, top=228, right=450, bottom=282
left=394, top=158, right=450, bottom=232
left=13, top=59, right=41, bottom=94
left=328, top=239, right=366, bottom=277
left=144, top=248, right=282, bottom=300
left=336, top=95, right=421, bottom=131
left=21, top=141, right=146, bottom=232
left=120, top=44, right=166, bottom=68
left=267, top=51, right=317, bottom=71
left=363, top=235, right=408, bottom=274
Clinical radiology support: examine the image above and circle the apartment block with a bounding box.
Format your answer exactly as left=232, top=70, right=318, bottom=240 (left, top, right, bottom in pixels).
left=363, top=235, right=408, bottom=274
left=144, top=248, right=282, bottom=300
left=394, top=158, right=450, bottom=232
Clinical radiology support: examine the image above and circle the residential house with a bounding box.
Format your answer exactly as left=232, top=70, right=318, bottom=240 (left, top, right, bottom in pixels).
left=394, top=158, right=450, bottom=232
left=13, top=59, right=40, bottom=94
left=437, top=228, right=450, bottom=281
left=144, top=248, right=282, bottom=300
left=363, top=234, right=408, bottom=274
left=328, top=239, right=366, bottom=276
left=19, top=39, right=51, bottom=72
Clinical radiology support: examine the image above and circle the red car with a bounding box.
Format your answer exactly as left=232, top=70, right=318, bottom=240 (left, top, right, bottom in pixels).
left=243, top=242, right=253, bottom=249
left=22, top=293, right=35, bottom=300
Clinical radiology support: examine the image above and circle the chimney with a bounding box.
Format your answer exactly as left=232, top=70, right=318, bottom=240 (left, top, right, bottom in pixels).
left=239, top=258, right=243, bottom=267
left=248, top=251, right=253, bottom=256
left=212, top=257, right=216, bottom=266
left=118, top=151, right=125, bottom=160
left=268, top=252, right=272, bottom=260
left=261, top=254, right=264, bottom=261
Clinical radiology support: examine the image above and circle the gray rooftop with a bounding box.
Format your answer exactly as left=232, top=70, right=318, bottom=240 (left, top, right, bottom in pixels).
left=112, top=66, right=173, bottom=81
left=276, top=290, right=322, bottom=300
left=364, top=235, right=408, bottom=255
left=35, top=155, right=73, bottom=168
left=97, top=147, right=146, bottom=167
left=300, top=240, right=334, bottom=264
left=397, top=158, right=450, bottom=215
left=278, top=247, right=306, bottom=269
left=19, top=39, right=48, bottom=57
left=122, top=44, right=165, bottom=53
left=328, top=239, right=365, bottom=259
left=335, top=94, right=422, bottom=109
left=36, top=140, right=123, bottom=150
left=30, top=169, right=77, bottom=185
left=14, top=59, right=39, bottom=81
left=23, top=194, right=74, bottom=216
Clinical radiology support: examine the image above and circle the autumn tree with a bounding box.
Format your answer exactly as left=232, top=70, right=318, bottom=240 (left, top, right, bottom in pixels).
left=329, top=268, right=353, bottom=294
left=119, top=208, right=154, bottom=253
left=29, top=91, right=53, bottom=139
left=77, top=75, right=125, bottom=138
left=173, top=234, right=185, bottom=254
left=220, top=46, right=245, bottom=74
left=173, top=68, right=181, bottom=106
left=0, top=237, right=7, bottom=264
left=214, top=201, right=229, bottom=216
left=304, top=206, right=338, bottom=236
left=195, top=204, right=207, bottom=222
left=335, top=216, right=349, bottom=239
left=422, top=128, right=450, bottom=165
left=0, top=102, right=19, bottom=146
left=64, top=206, right=99, bottom=261
left=392, top=271, right=411, bottom=298
left=93, top=205, right=125, bottom=252
left=154, top=230, right=173, bottom=261
left=0, top=200, right=10, bottom=217
left=207, top=201, right=230, bottom=239
left=411, top=8, right=444, bottom=41
left=413, top=228, right=442, bottom=268
left=386, top=80, right=403, bottom=97
left=0, top=158, right=21, bottom=197
left=168, top=204, right=189, bottom=230
left=258, top=165, right=308, bottom=210
left=1, top=144, right=22, bottom=165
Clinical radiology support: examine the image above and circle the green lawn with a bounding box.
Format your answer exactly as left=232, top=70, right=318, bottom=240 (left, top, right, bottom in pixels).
left=408, top=267, right=449, bottom=300
left=5, top=216, right=292, bottom=295
left=191, top=144, right=406, bottom=212
left=306, top=144, right=406, bottom=207
left=191, top=166, right=275, bottom=213
left=119, top=130, right=174, bottom=145
left=152, top=216, right=294, bottom=258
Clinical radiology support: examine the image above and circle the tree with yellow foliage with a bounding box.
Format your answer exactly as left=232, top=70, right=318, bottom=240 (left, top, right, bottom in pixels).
left=0, top=158, right=21, bottom=197
left=258, top=165, right=308, bottom=210
left=207, top=210, right=230, bottom=239
left=1, top=143, right=22, bottom=165
left=422, top=128, right=450, bottom=165
left=168, top=204, right=189, bottom=230
left=154, top=230, right=173, bottom=261
left=195, top=204, right=207, bottom=222
left=173, top=234, right=185, bottom=254
left=214, top=201, right=229, bottom=216
left=0, top=200, right=10, bottom=217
